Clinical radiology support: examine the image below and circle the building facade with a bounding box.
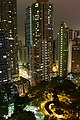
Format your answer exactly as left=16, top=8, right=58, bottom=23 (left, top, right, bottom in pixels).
left=25, top=6, right=32, bottom=63
left=72, top=38, right=80, bottom=73
left=0, top=0, right=18, bottom=79
left=68, top=30, right=80, bottom=74
left=14, top=78, right=30, bottom=96
left=58, top=22, right=69, bottom=78
left=25, top=0, right=54, bottom=86
left=0, top=32, right=11, bottom=84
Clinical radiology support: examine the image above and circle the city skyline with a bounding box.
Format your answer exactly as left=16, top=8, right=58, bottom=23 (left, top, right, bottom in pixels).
left=17, top=0, right=80, bottom=42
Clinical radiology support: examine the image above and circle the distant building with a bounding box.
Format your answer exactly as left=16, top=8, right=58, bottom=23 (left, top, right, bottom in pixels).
left=72, top=38, right=80, bottom=73
left=58, top=22, right=69, bottom=78
left=25, top=6, right=32, bottom=63
left=18, top=40, right=23, bottom=66
left=0, top=0, right=18, bottom=79
left=22, top=46, right=28, bottom=66
left=74, top=30, right=80, bottom=39
left=68, top=30, right=80, bottom=74
left=67, top=29, right=74, bottom=73
left=55, top=32, right=60, bottom=71
left=56, top=25, right=80, bottom=78
left=25, top=0, right=54, bottom=86
left=18, top=41, right=28, bottom=66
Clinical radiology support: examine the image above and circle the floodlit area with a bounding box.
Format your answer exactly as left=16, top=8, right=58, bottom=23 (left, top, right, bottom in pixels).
left=19, top=67, right=30, bottom=80
left=39, top=93, right=74, bottom=120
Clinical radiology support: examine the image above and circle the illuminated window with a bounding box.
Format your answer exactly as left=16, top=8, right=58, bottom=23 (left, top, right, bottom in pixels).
left=0, top=43, right=2, bottom=45
left=0, top=71, right=2, bottom=74
left=35, top=3, right=39, bottom=7
left=10, top=44, right=12, bottom=47
left=8, top=21, right=12, bottom=23
left=3, top=55, right=7, bottom=58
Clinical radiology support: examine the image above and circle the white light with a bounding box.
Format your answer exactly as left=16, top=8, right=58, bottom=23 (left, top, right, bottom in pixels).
left=3, top=55, right=7, bottom=58
left=8, top=21, right=12, bottom=23
left=9, top=38, right=14, bottom=40
left=0, top=43, right=2, bottom=45
left=35, top=3, right=39, bottom=7
left=0, top=71, right=2, bottom=73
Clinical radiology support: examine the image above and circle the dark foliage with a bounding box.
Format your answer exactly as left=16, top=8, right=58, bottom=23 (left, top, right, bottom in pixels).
left=10, top=110, right=36, bottom=120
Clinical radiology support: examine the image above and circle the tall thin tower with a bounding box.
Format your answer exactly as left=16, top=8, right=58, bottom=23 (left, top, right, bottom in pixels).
left=59, top=22, right=69, bottom=78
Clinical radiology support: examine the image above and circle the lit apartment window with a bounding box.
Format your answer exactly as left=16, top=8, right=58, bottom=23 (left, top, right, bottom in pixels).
left=10, top=44, right=12, bottom=47
left=0, top=71, right=2, bottom=74
left=3, top=55, right=7, bottom=58
left=35, top=3, right=39, bottom=7
left=8, top=21, right=12, bottom=23
left=11, top=50, right=13, bottom=53
left=49, top=5, right=51, bottom=8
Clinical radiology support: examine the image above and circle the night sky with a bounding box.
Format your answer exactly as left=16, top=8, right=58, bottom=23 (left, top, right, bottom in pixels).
left=17, top=0, right=80, bottom=42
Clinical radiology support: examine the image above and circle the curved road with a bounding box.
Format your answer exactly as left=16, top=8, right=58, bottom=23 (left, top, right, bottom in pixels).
left=45, top=101, right=54, bottom=114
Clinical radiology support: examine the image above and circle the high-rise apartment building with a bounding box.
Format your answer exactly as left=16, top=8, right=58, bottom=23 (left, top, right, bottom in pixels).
left=25, top=6, right=32, bottom=63
left=56, top=23, right=80, bottom=77
left=58, top=22, right=69, bottom=78
left=0, top=32, right=11, bottom=84
left=0, top=0, right=18, bottom=79
left=18, top=40, right=23, bottom=66
left=71, top=31, right=80, bottom=73
left=72, top=39, right=80, bottom=73
left=74, top=30, right=80, bottom=39
left=67, top=29, right=74, bottom=73
left=21, top=46, right=28, bottom=66
left=55, top=32, right=60, bottom=69
left=68, top=30, right=80, bottom=74
left=25, top=0, right=54, bottom=86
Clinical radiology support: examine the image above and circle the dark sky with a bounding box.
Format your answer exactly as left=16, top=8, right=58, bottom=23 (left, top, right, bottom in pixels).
left=17, top=0, right=80, bottom=42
